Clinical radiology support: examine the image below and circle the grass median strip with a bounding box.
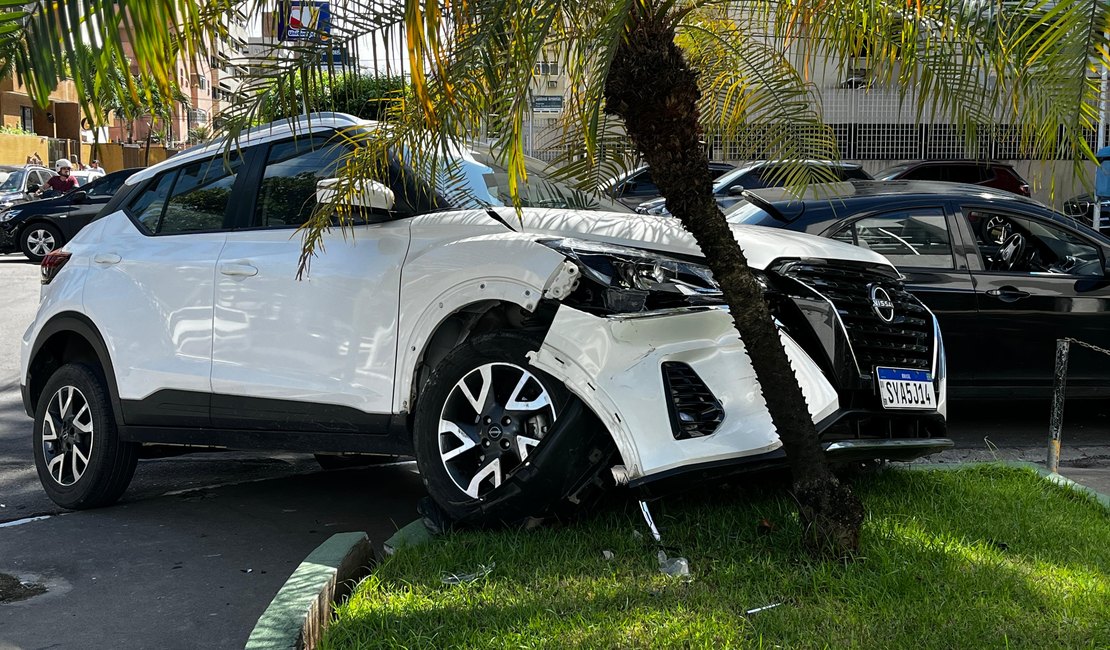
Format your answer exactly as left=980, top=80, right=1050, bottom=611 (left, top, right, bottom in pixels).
left=321, top=465, right=1110, bottom=649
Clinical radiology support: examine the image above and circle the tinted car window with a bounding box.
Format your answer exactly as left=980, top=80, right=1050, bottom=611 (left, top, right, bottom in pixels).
left=131, top=172, right=177, bottom=232
left=132, top=155, right=241, bottom=234
left=834, top=208, right=954, bottom=269
left=967, top=210, right=1104, bottom=276
left=255, top=137, right=350, bottom=228
left=161, top=156, right=241, bottom=234
left=625, top=170, right=658, bottom=196
left=84, top=173, right=124, bottom=198
left=905, top=165, right=947, bottom=182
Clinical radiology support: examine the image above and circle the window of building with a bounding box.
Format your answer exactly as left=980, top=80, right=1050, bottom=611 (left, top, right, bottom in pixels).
left=534, top=62, right=559, bottom=76
left=547, top=80, right=558, bottom=89
left=189, top=109, right=209, bottom=126
left=20, top=106, right=32, bottom=133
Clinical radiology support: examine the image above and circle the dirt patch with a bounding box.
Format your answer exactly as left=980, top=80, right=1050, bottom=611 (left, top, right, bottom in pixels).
left=0, top=572, right=46, bottom=603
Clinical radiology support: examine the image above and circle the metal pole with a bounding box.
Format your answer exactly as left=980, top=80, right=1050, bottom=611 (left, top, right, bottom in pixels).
left=1047, top=338, right=1071, bottom=474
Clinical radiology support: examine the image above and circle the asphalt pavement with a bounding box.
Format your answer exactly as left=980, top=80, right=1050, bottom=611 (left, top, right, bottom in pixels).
left=1, top=252, right=1108, bottom=649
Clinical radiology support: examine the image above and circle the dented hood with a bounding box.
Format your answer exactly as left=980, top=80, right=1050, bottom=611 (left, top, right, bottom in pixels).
left=490, top=207, right=890, bottom=271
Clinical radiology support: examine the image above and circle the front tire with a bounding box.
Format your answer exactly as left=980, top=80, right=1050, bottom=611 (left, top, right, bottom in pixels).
left=32, top=363, right=139, bottom=509
left=21, top=223, right=62, bottom=263
left=413, top=331, right=614, bottom=526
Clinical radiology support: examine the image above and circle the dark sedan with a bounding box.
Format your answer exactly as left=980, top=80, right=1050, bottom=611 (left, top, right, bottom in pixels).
left=730, top=180, right=1110, bottom=398
left=0, top=168, right=140, bottom=262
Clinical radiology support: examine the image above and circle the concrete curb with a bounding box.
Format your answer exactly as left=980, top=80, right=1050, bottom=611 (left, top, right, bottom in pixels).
left=904, top=461, right=1110, bottom=511
left=245, top=532, right=374, bottom=650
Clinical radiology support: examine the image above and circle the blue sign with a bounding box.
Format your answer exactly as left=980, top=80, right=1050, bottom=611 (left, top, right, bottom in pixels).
left=319, top=44, right=347, bottom=66
left=278, top=2, right=331, bottom=42
left=1097, top=146, right=1110, bottom=199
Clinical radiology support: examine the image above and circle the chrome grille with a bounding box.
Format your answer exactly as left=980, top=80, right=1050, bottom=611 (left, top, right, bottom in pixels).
left=777, top=261, right=934, bottom=372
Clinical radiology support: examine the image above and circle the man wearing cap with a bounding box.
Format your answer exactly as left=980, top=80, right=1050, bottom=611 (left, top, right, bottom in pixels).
left=40, top=159, right=79, bottom=195
left=87, top=159, right=106, bottom=178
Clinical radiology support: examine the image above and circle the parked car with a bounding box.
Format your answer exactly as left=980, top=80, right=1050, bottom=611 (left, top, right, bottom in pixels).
left=874, top=160, right=1031, bottom=197
left=71, top=169, right=106, bottom=186
left=636, top=160, right=872, bottom=215
left=20, top=113, right=949, bottom=520
left=1061, top=193, right=1110, bottom=231
left=729, top=179, right=1110, bottom=398
left=0, top=168, right=141, bottom=262
left=0, top=165, right=57, bottom=209
left=605, top=161, right=736, bottom=209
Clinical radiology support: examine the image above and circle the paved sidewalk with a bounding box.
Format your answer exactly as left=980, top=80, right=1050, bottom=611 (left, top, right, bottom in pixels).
left=1057, top=465, right=1110, bottom=496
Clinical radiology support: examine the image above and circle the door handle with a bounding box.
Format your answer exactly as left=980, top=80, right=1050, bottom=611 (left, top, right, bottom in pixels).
left=219, top=262, right=258, bottom=277
left=986, top=286, right=1030, bottom=302
left=92, top=253, right=121, bottom=265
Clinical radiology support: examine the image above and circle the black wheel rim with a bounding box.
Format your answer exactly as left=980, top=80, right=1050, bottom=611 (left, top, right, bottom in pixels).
left=437, top=362, right=556, bottom=498
left=41, top=385, right=95, bottom=486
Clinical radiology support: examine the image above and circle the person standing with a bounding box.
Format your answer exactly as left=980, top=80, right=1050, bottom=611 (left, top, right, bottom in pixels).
left=40, top=159, right=79, bottom=195
left=87, top=159, right=106, bottom=178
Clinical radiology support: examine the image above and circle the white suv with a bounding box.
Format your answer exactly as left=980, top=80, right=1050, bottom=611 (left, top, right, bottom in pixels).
left=20, top=113, right=951, bottom=523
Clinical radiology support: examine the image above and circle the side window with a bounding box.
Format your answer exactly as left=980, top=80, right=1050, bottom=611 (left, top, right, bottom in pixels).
left=833, top=208, right=953, bottom=269
left=628, top=171, right=657, bottom=196
left=131, top=172, right=177, bottom=232
left=161, top=155, right=241, bottom=234
left=966, top=210, right=1104, bottom=276
left=907, top=165, right=947, bottom=182
left=254, top=137, right=350, bottom=228
left=130, top=155, right=240, bottom=234
left=32, top=170, right=49, bottom=188
left=85, top=175, right=124, bottom=198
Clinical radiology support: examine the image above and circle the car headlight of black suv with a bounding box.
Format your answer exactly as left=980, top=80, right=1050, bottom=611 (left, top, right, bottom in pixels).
left=0, top=208, right=21, bottom=223
left=540, top=238, right=733, bottom=313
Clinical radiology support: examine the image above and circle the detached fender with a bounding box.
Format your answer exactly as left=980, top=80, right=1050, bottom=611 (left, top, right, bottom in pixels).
left=393, top=234, right=569, bottom=413
left=530, top=305, right=840, bottom=482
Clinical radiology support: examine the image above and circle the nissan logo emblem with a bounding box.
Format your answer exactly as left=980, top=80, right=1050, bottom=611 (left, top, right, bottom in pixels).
left=487, top=425, right=503, bottom=439
left=869, top=285, right=895, bottom=323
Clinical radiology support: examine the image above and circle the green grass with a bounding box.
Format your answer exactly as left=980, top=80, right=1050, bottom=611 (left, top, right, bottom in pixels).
left=321, top=465, right=1110, bottom=649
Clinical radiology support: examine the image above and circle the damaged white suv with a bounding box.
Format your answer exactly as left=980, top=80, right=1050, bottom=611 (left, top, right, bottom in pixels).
left=21, top=113, right=951, bottom=522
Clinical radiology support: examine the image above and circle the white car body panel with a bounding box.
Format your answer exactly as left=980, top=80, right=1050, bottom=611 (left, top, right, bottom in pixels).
left=79, top=211, right=226, bottom=400
left=212, top=224, right=411, bottom=413
left=532, top=306, right=839, bottom=480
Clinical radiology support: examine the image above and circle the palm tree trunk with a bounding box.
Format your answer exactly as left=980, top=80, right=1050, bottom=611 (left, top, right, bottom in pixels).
left=604, top=12, right=863, bottom=556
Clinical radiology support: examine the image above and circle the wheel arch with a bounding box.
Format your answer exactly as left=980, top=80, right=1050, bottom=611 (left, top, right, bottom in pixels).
left=25, top=312, right=122, bottom=425
left=401, top=297, right=559, bottom=424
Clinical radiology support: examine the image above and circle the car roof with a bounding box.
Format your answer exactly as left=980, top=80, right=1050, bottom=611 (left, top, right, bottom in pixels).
left=739, top=179, right=1108, bottom=240
left=746, top=179, right=1023, bottom=205
left=900, top=159, right=1017, bottom=169
left=124, top=112, right=369, bottom=187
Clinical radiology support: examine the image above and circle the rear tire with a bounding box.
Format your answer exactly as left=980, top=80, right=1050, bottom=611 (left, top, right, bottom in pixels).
left=413, top=331, right=614, bottom=526
left=32, top=363, right=138, bottom=509
left=21, top=223, right=62, bottom=263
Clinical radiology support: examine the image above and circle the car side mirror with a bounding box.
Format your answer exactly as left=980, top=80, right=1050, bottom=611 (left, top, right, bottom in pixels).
left=316, top=178, right=395, bottom=213
left=71, top=190, right=87, bottom=204
left=728, top=185, right=745, bottom=196
left=27, top=183, right=39, bottom=193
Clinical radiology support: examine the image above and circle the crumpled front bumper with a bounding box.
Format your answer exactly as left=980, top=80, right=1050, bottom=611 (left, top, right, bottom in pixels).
left=532, top=305, right=950, bottom=486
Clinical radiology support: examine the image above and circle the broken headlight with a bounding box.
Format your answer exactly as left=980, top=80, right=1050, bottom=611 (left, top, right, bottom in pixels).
left=541, top=238, right=725, bottom=313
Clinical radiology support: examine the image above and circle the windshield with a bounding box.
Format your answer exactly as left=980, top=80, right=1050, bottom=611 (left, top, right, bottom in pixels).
left=0, top=170, right=25, bottom=192
left=463, top=150, right=632, bottom=212
left=723, top=201, right=773, bottom=224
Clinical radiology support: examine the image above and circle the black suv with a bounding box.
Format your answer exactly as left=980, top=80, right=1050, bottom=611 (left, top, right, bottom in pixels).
left=0, top=168, right=140, bottom=262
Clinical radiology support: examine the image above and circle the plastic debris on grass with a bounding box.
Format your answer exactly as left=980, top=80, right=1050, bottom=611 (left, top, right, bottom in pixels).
left=602, top=550, right=615, bottom=561
left=656, top=550, right=690, bottom=578
left=442, top=562, right=495, bottom=585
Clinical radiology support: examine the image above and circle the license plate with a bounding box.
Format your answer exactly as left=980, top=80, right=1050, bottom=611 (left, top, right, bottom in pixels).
left=876, top=367, right=935, bottom=410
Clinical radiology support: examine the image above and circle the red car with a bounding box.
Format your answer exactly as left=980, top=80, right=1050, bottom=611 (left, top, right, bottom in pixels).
left=875, top=160, right=1031, bottom=197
